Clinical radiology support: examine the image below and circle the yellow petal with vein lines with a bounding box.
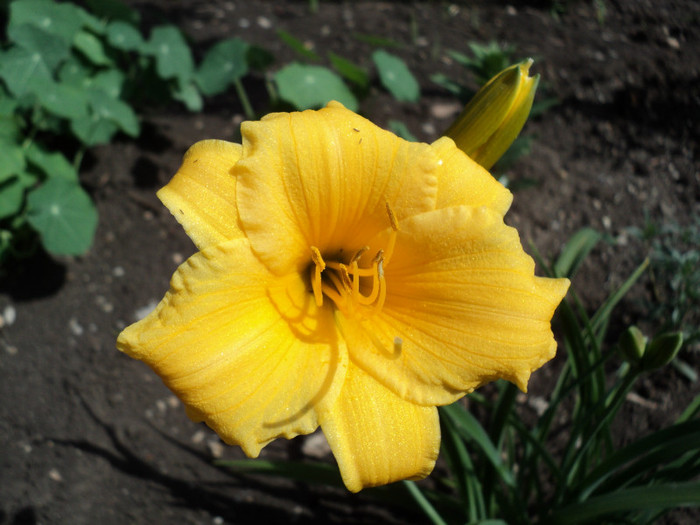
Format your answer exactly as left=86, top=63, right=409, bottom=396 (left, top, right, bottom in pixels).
left=235, top=101, right=438, bottom=275
left=157, top=140, right=243, bottom=251
left=431, top=136, right=513, bottom=216
left=117, top=238, right=348, bottom=457
left=319, top=363, right=440, bottom=492
left=339, top=205, right=569, bottom=406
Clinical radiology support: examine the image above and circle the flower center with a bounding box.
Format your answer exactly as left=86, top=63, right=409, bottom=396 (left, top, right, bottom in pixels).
left=309, top=203, right=398, bottom=319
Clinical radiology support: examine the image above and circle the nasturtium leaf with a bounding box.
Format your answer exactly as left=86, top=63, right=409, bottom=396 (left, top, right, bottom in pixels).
left=77, top=8, right=105, bottom=35
left=74, top=30, right=113, bottom=66
left=172, top=80, right=203, bottom=112
left=328, top=52, right=369, bottom=89
left=26, top=177, right=98, bottom=255
left=371, top=49, right=420, bottom=102
left=195, top=38, right=249, bottom=96
left=0, top=47, right=53, bottom=96
left=71, top=113, right=118, bottom=146
left=86, top=89, right=139, bottom=137
left=274, top=63, right=358, bottom=112
left=58, top=58, right=93, bottom=89
left=85, top=0, right=140, bottom=25
left=0, top=139, right=26, bottom=182
left=9, top=0, right=83, bottom=44
left=0, top=177, right=25, bottom=220
left=25, top=143, right=78, bottom=181
left=90, top=69, right=125, bottom=99
left=106, top=20, right=144, bottom=51
left=8, top=24, right=70, bottom=71
left=144, top=26, right=194, bottom=83
left=35, top=82, right=89, bottom=120
left=0, top=97, right=21, bottom=141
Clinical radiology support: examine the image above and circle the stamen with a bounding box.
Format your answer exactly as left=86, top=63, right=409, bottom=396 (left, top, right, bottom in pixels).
left=351, top=246, right=370, bottom=263
left=374, top=259, right=388, bottom=314
left=310, top=246, right=325, bottom=307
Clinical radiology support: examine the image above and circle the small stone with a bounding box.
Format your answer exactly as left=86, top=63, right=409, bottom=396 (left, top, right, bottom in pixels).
left=256, top=16, right=271, bottom=29
left=191, top=430, right=206, bottom=444
left=506, top=5, right=517, bottom=15
left=134, top=301, right=158, bottom=321
left=69, top=318, right=84, bottom=336
left=238, top=18, right=250, bottom=29
left=207, top=440, right=225, bottom=458
left=302, top=431, right=331, bottom=459
left=430, top=102, right=461, bottom=119
left=602, top=216, right=611, bottom=229
left=3, top=305, right=16, bottom=326
left=167, top=395, right=179, bottom=408
left=156, top=399, right=167, bottom=413
left=113, top=266, right=125, bottom=278
left=48, top=469, right=63, bottom=482
left=5, top=345, right=18, bottom=355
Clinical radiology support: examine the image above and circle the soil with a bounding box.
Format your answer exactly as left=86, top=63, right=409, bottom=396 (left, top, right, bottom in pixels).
left=1, top=1, right=699, bottom=524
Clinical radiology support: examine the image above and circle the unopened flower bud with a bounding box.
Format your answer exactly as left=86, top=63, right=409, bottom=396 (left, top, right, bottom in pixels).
left=618, top=326, right=647, bottom=365
left=642, top=332, right=683, bottom=371
left=444, top=59, right=538, bottom=170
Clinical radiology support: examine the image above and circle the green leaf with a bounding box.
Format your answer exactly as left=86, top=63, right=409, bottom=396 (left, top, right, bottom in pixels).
left=70, top=114, right=118, bottom=146
left=388, top=120, right=417, bottom=142
left=195, top=38, right=250, bottom=96
left=554, top=227, right=602, bottom=278
left=8, top=24, right=70, bottom=71
left=0, top=139, right=26, bottom=182
left=277, top=30, right=321, bottom=61
left=0, top=47, right=53, bottom=96
left=90, top=69, right=125, bottom=99
left=274, top=63, right=358, bottom=111
left=86, top=89, right=139, bottom=136
left=0, top=177, right=25, bottom=220
left=440, top=403, right=516, bottom=488
left=328, top=52, right=369, bottom=89
left=58, top=58, right=93, bottom=88
left=106, top=20, right=144, bottom=51
left=84, top=0, right=140, bottom=24
left=26, top=178, right=98, bottom=255
left=35, top=82, right=89, bottom=120
left=551, top=482, right=700, bottom=524
left=9, top=0, right=83, bottom=44
left=144, top=25, right=194, bottom=83
left=372, top=50, right=420, bottom=102
left=73, top=30, right=113, bottom=66
left=25, top=143, right=78, bottom=181
left=172, top=80, right=203, bottom=112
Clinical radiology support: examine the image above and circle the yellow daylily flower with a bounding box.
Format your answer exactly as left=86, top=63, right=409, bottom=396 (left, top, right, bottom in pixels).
left=445, top=59, right=539, bottom=169
left=118, top=101, right=569, bottom=492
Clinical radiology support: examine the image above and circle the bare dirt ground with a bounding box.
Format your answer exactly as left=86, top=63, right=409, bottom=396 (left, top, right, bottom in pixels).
left=1, top=1, right=698, bottom=523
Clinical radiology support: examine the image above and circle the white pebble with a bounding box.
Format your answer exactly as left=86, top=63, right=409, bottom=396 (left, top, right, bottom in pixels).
left=134, top=301, right=158, bottom=321
left=69, top=318, right=84, bottom=336
left=3, top=305, right=16, bottom=326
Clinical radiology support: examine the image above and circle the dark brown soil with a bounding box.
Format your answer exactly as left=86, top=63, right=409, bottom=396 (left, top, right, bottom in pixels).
left=1, top=1, right=699, bottom=524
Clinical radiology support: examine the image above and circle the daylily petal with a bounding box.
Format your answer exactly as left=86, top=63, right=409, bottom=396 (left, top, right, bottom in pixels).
left=235, top=101, right=439, bottom=275
left=319, top=362, right=440, bottom=492
left=117, top=238, right=348, bottom=457
left=157, top=140, right=244, bottom=251
left=431, top=136, right=513, bottom=216
left=339, top=205, right=570, bottom=406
